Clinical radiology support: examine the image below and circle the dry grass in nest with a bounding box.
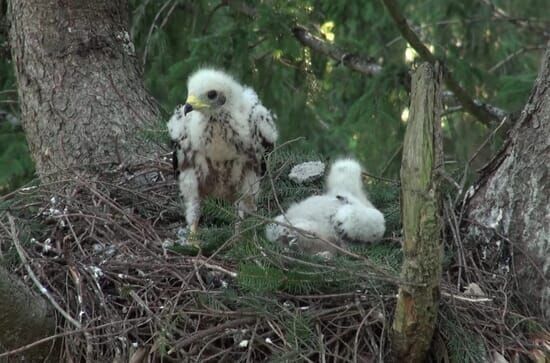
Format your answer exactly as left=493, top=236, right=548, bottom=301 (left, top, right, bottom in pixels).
left=0, top=155, right=547, bottom=362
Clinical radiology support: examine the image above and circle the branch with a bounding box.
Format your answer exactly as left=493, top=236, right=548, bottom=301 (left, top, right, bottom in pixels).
left=168, top=317, right=257, bottom=353
left=488, top=45, right=546, bottom=74
left=222, top=0, right=507, bottom=125
left=381, top=0, right=503, bottom=125
left=292, top=26, right=383, bottom=76
left=479, top=0, right=550, bottom=39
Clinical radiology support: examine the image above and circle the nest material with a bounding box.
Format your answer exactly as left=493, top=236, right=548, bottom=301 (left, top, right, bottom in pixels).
left=0, top=154, right=547, bottom=362
left=288, top=161, right=326, bottom=184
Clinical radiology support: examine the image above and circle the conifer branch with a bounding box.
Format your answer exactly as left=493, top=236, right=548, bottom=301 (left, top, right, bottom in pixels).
left=381, top=0, right=504, bottom=125
left=292, top=26, right=383, bottom=76
left=223, top=0, right=507, bottom=126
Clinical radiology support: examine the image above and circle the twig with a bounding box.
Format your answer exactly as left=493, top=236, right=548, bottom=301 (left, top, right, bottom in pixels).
left=353, top=307, right=378, bottom=363
left=195, top=257, right=238, bottom=277
left=129, top=347, right=149, bottom=363
left=362, top=171, right=399, bottom=184
left=142, top=0, right=175, bottom=68
left=381, top=0, right=504, bottom=125
left=488, top=46, right=546, bottom=74
left=7, top=214, right=82, bottom=330
left=292, top=26, right=383, bottom=76
left=378, top=143, right=403, bottom=177
left=454, top=114, right=509, bottom=205
left=479, top=0, right=550, bottom=38
left=168, top=317, right=257, bottom=353
left=468, top=115, right=509, bottom=166
left=441, top=291, right=493, bottom=303
left=0, top=317, right=151, bottom=359
left=224, top=0, right=508, bottom=125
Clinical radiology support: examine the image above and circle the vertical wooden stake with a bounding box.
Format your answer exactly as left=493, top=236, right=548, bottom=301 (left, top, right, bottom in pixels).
left=391, top=62, right=443, bottom=362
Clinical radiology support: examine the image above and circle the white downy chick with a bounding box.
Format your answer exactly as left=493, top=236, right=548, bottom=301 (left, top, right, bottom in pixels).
left=266, top=159, right=385, bottom=256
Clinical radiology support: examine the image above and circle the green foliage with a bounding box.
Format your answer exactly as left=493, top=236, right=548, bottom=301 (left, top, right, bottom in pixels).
left=258, top=145, right=326, bottom=213
left=2, top=0, right=547, bottom=195
left=128, top=0, right=546, bottom=188
left=439, top=307, right=488, bottom=363
left=367, top=180, right=401, bottom=233
left=0, top=123, right=34, bottom=193
left=275, top=313, right=316, bottom=361
left=350, top=242, right=403, bottom=272
left=238, top=263, right=286, bottom=293
left=0, top=12, right=34, bottom=193
left=202, top=197, right=237, bottom=225
left=1, top=2, right=547, bottom=357
left=169, top=146, right=402, bottom=299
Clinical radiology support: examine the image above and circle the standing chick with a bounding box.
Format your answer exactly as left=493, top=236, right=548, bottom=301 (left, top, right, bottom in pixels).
left=265, top=159, right=385, bottom=256
left=168, top=68, right=278, bottom=236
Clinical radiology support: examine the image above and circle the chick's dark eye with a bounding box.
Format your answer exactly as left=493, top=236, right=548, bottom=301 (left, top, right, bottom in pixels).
left=207, top=90, right=217, bottom=100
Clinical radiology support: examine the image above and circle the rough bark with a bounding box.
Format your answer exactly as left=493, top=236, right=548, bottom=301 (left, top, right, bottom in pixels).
left=8, top=0, right=160, bottom=179
left=391, top=62, right=443, bottom=362
left=0, top=265, right=57, bottom=361
left=2, top=0, right=162, bottom=358
left=464, top=47, right=550, bottom=319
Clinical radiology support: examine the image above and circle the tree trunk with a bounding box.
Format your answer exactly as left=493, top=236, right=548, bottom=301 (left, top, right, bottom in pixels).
left=8, top=0, right=160, bottom=179
left=2, top=0, right=161, bottom=357
left=464, top=47, right=550, bottom=319
left=0, top=265, right=57, bottom=361
left=391, top=62, right=443, bottom=362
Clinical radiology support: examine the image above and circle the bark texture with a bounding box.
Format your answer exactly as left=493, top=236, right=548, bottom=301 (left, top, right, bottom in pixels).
left=391, top=62, right=443, bottom=363
left=0, top=265, right=57, bottom=360
left=3, top=0, right=161, bottom=358
left=464, top=47, right=550, bottom=319
left=8, top=0, right=160, bottom=178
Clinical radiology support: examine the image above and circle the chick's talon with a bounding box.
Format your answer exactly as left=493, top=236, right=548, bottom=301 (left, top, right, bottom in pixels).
left=189, top=222, right=199, bottom=235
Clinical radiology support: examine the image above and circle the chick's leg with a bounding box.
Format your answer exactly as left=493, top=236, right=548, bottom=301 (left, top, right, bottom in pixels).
left=233, top=170, right=259, bottom=238
left=237, top=170, right=260, bottom=219
left=179, top=169, right=201, bottom=244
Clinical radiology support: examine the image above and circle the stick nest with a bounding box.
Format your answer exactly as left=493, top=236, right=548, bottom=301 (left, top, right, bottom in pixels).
left=0, top=152, right=547, bottom=362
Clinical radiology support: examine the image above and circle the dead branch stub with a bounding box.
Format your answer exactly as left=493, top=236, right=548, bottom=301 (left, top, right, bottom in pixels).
left=391, top=62, right=444, bottom=362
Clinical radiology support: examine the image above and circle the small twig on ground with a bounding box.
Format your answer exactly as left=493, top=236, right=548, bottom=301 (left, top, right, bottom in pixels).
left=441, top=291, right=493, bottom=303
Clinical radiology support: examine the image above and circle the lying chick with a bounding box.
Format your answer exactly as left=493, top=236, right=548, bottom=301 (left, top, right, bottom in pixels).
left=265, top=159, right=385, bottom=256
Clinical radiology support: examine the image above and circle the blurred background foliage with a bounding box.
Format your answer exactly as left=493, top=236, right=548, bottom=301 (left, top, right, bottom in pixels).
left=1, top=0, right=548, bottom=194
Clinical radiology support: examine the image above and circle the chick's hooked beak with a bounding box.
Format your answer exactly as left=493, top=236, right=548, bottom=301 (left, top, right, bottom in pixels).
left=184, top=94, right=208, bottom=115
